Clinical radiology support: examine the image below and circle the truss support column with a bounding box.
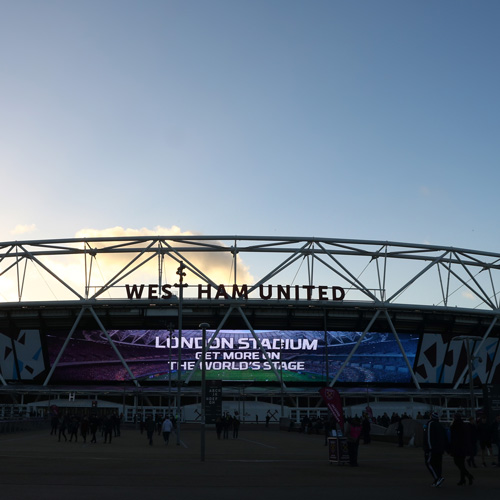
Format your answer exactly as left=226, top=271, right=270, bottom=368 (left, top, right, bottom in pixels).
left=43, top=306, right=86, bottom=386
left=184, top=305, right=235, bottom=384
left=88, top=307, right=140, bottom=387
left=383, top=310, right=421, bottom=390
left=329, top=309, right=381, bottom=387
left=236, top=306, right=296, bottom=407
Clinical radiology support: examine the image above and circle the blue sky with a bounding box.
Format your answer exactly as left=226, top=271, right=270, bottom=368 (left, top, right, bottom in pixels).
left=1, top=0, right=499, bottom=253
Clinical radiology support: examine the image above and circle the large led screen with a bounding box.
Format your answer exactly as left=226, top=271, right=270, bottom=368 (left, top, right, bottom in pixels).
left=45, top=329, right=420, bottom=384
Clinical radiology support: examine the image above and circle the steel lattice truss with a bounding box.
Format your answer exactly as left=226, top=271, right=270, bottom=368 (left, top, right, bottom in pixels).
left=1, top=235, right=499, bottom=390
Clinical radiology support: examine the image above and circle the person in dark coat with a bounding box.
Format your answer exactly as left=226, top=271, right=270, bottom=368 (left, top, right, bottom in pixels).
left=90, top=414, right=99, bottom=443
left=145, top=415, right=155, bottom=445
left=477, top=414, right=494, bottom=466
left=397, top=417, right=404, bottom=447
left=423, top=412, right=448, bottom=487
left=50, top=414, right=59, bottom=436
left=103, top=414, right=113, bottom=444
left=465, top=417, right=478, bottom=468
left=345, top=417, right=362, bottom=467
left=492, top=415, right=500, bottom=466
left=58, top=413, right=68, bottom=442
left=232, top=415, right=240, bottom=439
left=449, top=414, right=474, bottom=486
left=362, top=415, right=371, bottom=444
left=215, top=416, right=223, bottom=439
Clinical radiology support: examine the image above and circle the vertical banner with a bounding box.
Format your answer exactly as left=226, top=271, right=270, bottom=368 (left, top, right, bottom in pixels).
left=205, top=380, right=222, bottom=424
left=319, top=387, right=344, bottom=429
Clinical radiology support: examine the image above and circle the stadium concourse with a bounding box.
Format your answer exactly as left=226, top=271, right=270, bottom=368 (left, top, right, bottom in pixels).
left=0, top=422, right=499, bottom=500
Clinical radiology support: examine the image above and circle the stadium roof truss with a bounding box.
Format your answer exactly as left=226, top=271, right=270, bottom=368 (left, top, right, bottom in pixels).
left=1, top=235, right=500, bottom=392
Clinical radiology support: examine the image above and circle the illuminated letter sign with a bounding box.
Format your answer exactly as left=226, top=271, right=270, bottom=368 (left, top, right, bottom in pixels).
left=125, top=284, right=345, bottom=301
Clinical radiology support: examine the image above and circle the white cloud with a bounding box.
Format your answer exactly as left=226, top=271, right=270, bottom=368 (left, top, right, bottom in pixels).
left=11, top=224, right=36, bottom=235
left=462, top=291, right=475, bottom=301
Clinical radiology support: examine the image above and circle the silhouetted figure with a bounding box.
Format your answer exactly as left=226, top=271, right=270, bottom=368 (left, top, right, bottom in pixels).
left=477, top=415, right=494, bottom=466
left=215, top=417, right=223, bottom=439
left=162, top=416, right=173, bottom=445
left=466, top=417, right=478, bottom=468
left=58, top=413, right=68, bottom=442
left=80, top=416, right=89, bottom=443
left=423, top=412, right=447, bottom=487
left=146, top=416, right=155, bottom=445
left=68, top=415, right=79, bottom=442
left=233, top=416, right=240, bottom=439
left=345, top=417, right=362, bottom=467
left=90, top=414, right=99, bottom=443
left=449, top=414, right=474, bottom=486
left=103, top=415, right=113, bottom=444
left=362, top=415, right=371, bottom=444
left=397, top=417, right=404, bottom=447
left=50, top=414, right=58, bottom=436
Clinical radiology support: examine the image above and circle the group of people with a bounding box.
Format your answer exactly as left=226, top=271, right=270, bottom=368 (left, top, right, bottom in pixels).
left=423, top=412, right=500, bottom=488
left=215, top=412, right=240, bottom=439
left=141, top=414, right=175, bottom=445
left=50, top=411, right=122, bottom=444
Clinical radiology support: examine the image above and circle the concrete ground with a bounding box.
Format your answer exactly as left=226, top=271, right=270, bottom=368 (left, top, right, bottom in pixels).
left=0, top=423, right=498, bottom=500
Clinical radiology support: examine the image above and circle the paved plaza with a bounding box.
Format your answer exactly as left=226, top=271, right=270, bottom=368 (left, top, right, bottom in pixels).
left=0, top=423, right=498, bottom=500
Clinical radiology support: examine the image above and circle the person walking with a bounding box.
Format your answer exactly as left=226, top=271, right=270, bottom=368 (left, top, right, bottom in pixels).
left=465, top=416, right=478, bottom=468
left=215, top=416, right=223, bottom=439
left=362, top=414, right=371, bottom=444
left=103, top=414, right=113, bottom=444
left=80, top=416, right=89, bottom=444
left=477, top=414, right=494, bottom=466
left=58, top=413, right=68, bottom=442
left=492, top=414, right=500, bottom=467
left=89, top=414, right=99, bottom=443
left=50, top=413, right=59, bottom=436
left=397, top=417, right=405, bottom=447
left=233, top=415, right=240, bottom=439
left=161, top=416, right=173, bottom=445
left=423, top=412, right=448, bottom=487
left=145, top=415, right=155, bottom=445
left=449, top=413, right=474, bottom=486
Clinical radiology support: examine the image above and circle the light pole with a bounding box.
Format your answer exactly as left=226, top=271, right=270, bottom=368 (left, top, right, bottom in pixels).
left=168, top=323, right=173, bottom=416
left=455, top=335, right=483, bottom=419
left=280, top=339, right=284, bottom=418
left=199, top=322, right=210, bottom=462
left=175, top=262, right=187, bottom=445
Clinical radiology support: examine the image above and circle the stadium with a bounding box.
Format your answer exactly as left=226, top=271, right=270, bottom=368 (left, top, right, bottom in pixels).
left=1, top=235, right=499, bottom=422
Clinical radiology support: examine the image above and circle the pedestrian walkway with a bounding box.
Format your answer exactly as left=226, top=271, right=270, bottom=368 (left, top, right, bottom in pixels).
left=0, top=424, right=497, bottom=499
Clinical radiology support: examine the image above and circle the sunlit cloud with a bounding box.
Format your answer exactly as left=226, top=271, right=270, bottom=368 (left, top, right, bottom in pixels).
left=75, top=225, right=192, bottom=238
left=73, top=226, right=255, bottom=289
left=462, top=291, right=475, bottom=301
left=11, top=224, right=36, bottom=235
left=0, top=226, right=256, bottom=302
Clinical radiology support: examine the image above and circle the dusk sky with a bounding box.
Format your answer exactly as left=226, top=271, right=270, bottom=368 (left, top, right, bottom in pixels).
left=1, top=0, right=499, bottom=255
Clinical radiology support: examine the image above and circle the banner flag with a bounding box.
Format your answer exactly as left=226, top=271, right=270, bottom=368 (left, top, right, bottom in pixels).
left=319, top=387, right=344, bottom=429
